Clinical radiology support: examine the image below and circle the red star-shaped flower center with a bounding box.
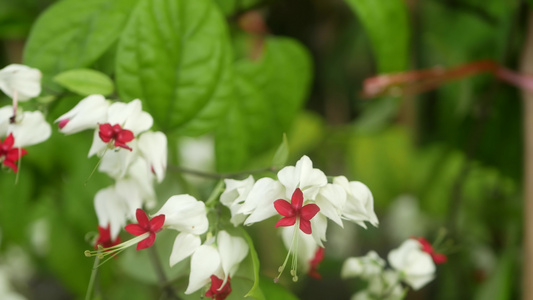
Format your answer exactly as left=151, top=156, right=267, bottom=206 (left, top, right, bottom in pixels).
left=274, top=188, right=320, bottom=234
left=0, top=133, right=27, bottom=173
left=98, top=123, right=134, bottom=151
left=125, top=209, right=165, bottom=250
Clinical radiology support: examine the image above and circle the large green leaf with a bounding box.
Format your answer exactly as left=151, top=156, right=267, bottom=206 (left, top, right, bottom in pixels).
left=23, top=0, right=138, bottom=90
left=115, top=0, right=233, bottom=134
left=344, top=0, right=410, bottom=72
left=215, top=37, right=311, bottom=171
left=213, top=0, right=260, bottom=16
left=53, top=68, right=114, bottom=96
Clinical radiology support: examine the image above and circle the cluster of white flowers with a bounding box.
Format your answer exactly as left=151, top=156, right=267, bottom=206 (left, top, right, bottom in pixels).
left=56, top=95, right=167, bottom=241
left=341, top=237, right=446, bottom=300
left=220, top=155, right=378, bottom=281
left=0, top=64, right=50, bottom=173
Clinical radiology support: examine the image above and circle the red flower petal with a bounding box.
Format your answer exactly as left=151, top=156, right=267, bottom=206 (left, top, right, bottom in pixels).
left=274, top=199, right=295, bottom=217
left=291, top=188, right=304, bottom=209
left=3, top=133, right=14, bottom=149
left=432, top=253, right=448, bottom=264
left=58, top=119, right=69, bottom=129
left=6, top=148, right=27, bottom=161
left=137, top=232, right=156, bottom=250
left=300, top=203, right=320, bottom=221
left=275, top=216, right=297, bottom=228
left=125, top=224, right=146, bottom=236
left=205, top=275, right=232, bottom=300
left=299, top=219, right=312, bottom=234
left=98, top=123, right=114, bottom=142
left=116, top=129, right=134, bottom=144
left=3, top=159, right=18, bottom=173
left=149, top=214, right=165, bottom=232
left=135, top=208, right=150, bottom=228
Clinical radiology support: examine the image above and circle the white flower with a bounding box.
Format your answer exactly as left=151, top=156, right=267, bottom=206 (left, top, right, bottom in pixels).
left=333, top=176, right=378, bottom=228
left=88, top=99, right=153, bottom=157
left=341, top=251, right=385, bottom=279
left=184, top=231, right=248, bottom=294
left=388, top=239, right=436, bottom=290
left=220, top=175, right=255, bottom=226
left=366, top=270, right=404, bottom=300
left=55, top=94, right=109, bottom=134
left=0, top=64, right=41, bottom=101
left=138, top=131, right=167, bottom=183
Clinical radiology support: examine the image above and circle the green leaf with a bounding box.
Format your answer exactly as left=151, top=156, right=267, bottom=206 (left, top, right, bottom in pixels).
left=241, top=229, right=264, bottom=300
left=116, top=0, right=233, bottom=134
left=213, top=0, right=260, bottom=16
left=271, top=133, right=289, bottom=168
left=215, top=37, right=311, bottom=171
left=344, top=0, right=410, bottom=72
left=53, top=68, right=114, bottom=96
left=23, top=0, right=139, bottom=90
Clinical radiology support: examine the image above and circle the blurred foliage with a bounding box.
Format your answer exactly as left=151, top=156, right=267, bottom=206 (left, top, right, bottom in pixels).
left=0, top=0, right=528, bottom=299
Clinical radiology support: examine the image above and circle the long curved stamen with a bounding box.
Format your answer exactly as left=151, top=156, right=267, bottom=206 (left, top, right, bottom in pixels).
left=84, top=232, right=150, bottom=264
left=275, top=220, right=301, bottom=283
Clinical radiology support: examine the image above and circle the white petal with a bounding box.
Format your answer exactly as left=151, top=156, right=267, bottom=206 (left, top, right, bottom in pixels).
left=94, top=186, right=128, bottom=239
left=0, top=64, right=41, bottom=101
left=334, top=176, right=378, bottom=227
left=0, top=105, right=12, bottom=137
left=185, top=245, right=221, bottom=294
left=138, top=131, right=167, bottom=183
left=217, top=231, right=249, bottom=279
left=315, top=184, right=346, bottom=227
left=169, top=232, right=201, bottom=267
left=156, top=195, right=209, bottom=235
left=114, top=179, right=144, bottom=219
left=310, top=213, right=328, bottom=247
left=241, top=178, right=283, bottom=225
left=107, top=99, right=153, bottom=135
left=277, top=155, right=327, bottom=200
left=9, top=111, right=51, bottom=147
left=98, top=140, right=139, bottom=179
left=55, top=94, right=109, bottom=134
left=88, top=129, right=107, bottom=157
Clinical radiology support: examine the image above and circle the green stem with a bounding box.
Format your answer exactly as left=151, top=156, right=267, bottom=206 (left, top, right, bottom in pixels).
left=205, top=180, right=225, bottom=207
left=85, top=256, right=100, bottom=300
left=148, top=245, right=179, bottom=300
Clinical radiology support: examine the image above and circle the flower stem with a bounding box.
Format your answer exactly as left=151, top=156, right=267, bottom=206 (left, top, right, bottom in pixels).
left=85, top=256, right=99, bottom=300
left=148, top=245, right=179, bottom=300
left=205, top=180, right=225, bottom=208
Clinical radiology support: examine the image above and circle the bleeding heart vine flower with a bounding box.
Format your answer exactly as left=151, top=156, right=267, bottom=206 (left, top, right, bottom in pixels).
left=388, top=239, right=436, bottom=290
left=220, top=175, right=255, bottom=226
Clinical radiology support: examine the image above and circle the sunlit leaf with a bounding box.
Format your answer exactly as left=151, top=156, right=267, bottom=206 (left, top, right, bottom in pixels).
left=23, top=0, right=138, bottom=90
left=344, top=0, right=410, bottom=72
left=116, top=0, right=233, bottom=134
left=54, top=69, right=114, bottom=96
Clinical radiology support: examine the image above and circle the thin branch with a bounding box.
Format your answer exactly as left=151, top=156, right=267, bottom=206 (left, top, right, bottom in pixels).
left=168, top=165, right=278, bottom=179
